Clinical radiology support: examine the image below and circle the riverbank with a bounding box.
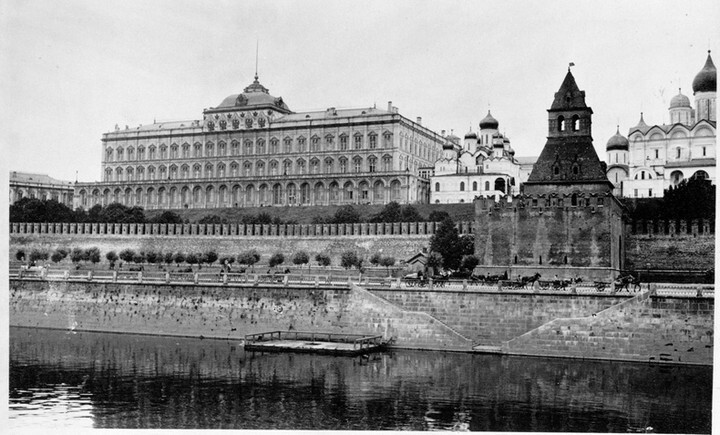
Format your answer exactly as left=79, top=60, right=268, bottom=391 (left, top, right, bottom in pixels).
left=9, top=278, right=714, bottom=365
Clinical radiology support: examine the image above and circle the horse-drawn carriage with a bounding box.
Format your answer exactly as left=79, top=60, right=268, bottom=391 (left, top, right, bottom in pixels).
left=401, top=272, right=450, bottom=288
left=593, top=273, right=641, bottom=293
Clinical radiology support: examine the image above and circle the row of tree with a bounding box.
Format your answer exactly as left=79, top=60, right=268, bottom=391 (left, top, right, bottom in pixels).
left=623, top=178, right=715, bottom=221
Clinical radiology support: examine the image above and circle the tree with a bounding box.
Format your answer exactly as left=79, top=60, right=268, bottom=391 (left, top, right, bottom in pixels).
left=132, top=252, right=146, bottom=264
left=163, top=251, right=174, bottom=265
left=428, top=210, right=450, bottom=222
left=202, top=250, right=219, bottom=267
left=400, top=205, right=423, bottom=222
left=198, top=214, right=225, bottom=224
left=173, top=252, right=186, bottom=265
left=152, top=211, right=183, bottom=224
left=370, top=202, right=401, bottom=223
left=145, top=250, right=159, bottom=264
left=15, top=250, right=25, bottom=261
left=84, top=247, right=101, bottom=264
left=29, top=249, right=49, bottom=264
left=369, top=252, right=382, bottom=266
left=460, top=255, right=480, bottom=273
left=315, top=253, right=331, bottom=267
left=379, top=256, right=396, bottom=274
left=269, top=252, right=285, bottom=268
left=106, top=250, right=119, bottom=263
left=119, top=248, right=136, bottom=263
left=10, top=198, right=76, bottom=223
left=292, top=251, right=310, bottom=268
left=426, top=251, right=443, bottom=275
left=238, top=249, right=260, bottom=271
left=87, top=204, right=103, bottom=222
left=70, top=247, right=84, bottom=264
left=50, top=250, right=65, bottom=263
left=340, top=251, right=360, bottom=269
left=185, top=253, right=199, bottom=267
left=332, top=205, right=361, bottom=224
left=429, top=216, right=463, bottom=270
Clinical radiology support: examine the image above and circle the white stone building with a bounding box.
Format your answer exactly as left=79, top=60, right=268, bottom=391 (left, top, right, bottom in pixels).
left=73, top=75, right=448, bottom=210
left=606, top=51, right=716, bottom=198
left=429, top=111, right=535, bottom=203
left=10, top=171, right=74, bottom=206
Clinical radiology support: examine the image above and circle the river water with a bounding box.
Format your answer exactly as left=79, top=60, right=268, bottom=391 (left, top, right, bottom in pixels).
left=9, top=327, right=712, bottom=432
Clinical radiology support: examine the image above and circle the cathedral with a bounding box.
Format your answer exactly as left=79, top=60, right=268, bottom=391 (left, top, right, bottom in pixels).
left=73, top=74, right=448, bottom=210
left=428, top=111, right=534, bottom=204
left=606, top=51, right=716, bottom=198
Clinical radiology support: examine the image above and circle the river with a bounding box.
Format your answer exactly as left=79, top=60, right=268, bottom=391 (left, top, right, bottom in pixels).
left=9, top=327, right=712, bottom=432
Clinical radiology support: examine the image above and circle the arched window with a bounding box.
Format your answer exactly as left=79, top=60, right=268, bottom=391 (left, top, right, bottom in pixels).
left=571, top=193, right=578, bottom=206
left=435, top=182, right=440, bottom=192
left=484, top=181, right=490, bottom=191
left=571, top=115, right=580, bottom=131
left=460, top=182, right=465, bottom=191
left=557, top=115, right=565, bottom=132
left=473, top=181, right=478, bottom=191
left=494, top=178, right=505, bottom=193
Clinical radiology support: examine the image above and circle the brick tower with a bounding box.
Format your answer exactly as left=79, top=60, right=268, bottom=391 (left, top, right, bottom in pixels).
left=474, top=68, right=626, bottom=281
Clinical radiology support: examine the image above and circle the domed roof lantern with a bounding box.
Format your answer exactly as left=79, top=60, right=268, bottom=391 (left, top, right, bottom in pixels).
left=692, top=50, right=717, bottom=94
left=479, top=110, right=499, bottom=130
left=606, top=125, right=629, bottom=151
left=669, top=88, right=692, bottom=108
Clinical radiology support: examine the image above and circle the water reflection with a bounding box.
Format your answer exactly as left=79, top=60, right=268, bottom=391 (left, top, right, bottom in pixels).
left=9, top=327, right=712, bottom=432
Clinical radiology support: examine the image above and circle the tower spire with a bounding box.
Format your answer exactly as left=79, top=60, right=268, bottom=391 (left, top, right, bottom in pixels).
left=254, top=40, right=259, bottom=81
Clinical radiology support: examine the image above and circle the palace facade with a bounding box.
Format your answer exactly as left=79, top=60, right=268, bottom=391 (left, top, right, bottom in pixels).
left=74, top=75, right=447, bottom=210
left=10, top=171, right=74, bottom=207
left=606, top=51, right=716, bottom=197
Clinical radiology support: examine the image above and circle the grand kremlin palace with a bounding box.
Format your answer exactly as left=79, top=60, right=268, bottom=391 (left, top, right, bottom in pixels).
left=73, top=75, right=450, bottom=210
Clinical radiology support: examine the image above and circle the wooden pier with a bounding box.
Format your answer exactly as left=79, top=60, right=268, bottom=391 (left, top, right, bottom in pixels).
left=244, top=331, right=386, bottom=356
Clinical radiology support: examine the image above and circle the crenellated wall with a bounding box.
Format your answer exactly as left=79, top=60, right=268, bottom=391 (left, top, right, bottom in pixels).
left=9, top=220, right=474, bottom=237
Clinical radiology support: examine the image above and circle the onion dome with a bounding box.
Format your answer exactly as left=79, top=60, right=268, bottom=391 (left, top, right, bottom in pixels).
left=606, top=126, right=629, bottom=151
left=479, top=110, right=499, bottom=130
left=692, top=51, right=716, bottom=94
left=669, top=89, right=691, bottom=108
left=464, top=129, right=477, bottom=139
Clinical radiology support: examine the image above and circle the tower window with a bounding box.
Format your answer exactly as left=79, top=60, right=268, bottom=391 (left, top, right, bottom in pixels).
left=557, top=116, right=565, bottom=132
left=553, top=165, right=560, bottom=175
left=572, top=115, right=580, bottom=131
left=572, top=165, right=579, bottom=175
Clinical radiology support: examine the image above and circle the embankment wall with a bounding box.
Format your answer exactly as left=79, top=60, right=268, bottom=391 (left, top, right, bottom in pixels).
left=9, top=279, right=713, bottom=364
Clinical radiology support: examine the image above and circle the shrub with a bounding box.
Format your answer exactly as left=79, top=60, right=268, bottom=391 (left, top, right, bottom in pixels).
left=185, top=253, right=199, bottom=265
left=29, top=249, right=49, bottom=263
left=292, top=251, right=310, bottom=268
left=379, top=256, right=396, bottom=268
left=369, top=252, right=382, bottom=266
left=70, top=247, right=84, bottom=263
left=238, top=249, right=260, bottom=271
left=163, top=252, right=174, bottom=264
left=50, top=251, right=65, bottom=263
left=106, top=251, right=119, bottom=263
left=84, top=247, right=101, bottom=264
left=460, top=255, right=479, bottom=272
left=132, top=253, right=146, bottom=264
left=315, top=253, right=331, bottom=267
left=173, top=252, right=186, bottom=264
left=340, top=251, right=359, bottom=269
left=145, top=250, right=160, bottom=264
left=119, top=248, right=136, bottom=263
left=202, top=250, right=219, bottom=266
left=269, top=252, right=285, bottom=268
left=15, top=250, right=25, bottom=261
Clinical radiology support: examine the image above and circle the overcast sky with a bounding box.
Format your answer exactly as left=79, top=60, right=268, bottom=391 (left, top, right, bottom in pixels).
left=1, top=0, right=718, bottom=182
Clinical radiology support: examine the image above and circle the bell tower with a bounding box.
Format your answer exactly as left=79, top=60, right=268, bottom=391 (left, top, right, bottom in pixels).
left=524, top=67, right=613, bottom=195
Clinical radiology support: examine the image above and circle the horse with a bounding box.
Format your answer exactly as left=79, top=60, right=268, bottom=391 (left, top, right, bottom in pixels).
left=614, top=274, right=641, bottom=292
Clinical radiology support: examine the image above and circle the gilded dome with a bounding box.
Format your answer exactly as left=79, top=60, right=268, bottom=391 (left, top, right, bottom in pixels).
left=479, top=110, right=499, bottom=130
left=692, top=51, right=716, bottom=94
left=669, top=89, right=691, bottom=109
left=606, top=126, right=629, bottom=151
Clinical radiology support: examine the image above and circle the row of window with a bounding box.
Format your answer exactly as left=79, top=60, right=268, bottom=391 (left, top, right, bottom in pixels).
left=104, top=132, right=395, bottom=162
left=80, top=179, right=405, bottom=207
left=103, top=156, right=395, bottom=182
left=434, top=178, right=509, bottom=193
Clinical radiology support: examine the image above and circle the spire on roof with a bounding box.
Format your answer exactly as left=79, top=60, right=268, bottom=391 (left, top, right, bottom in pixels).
left=550, top=70, right=588, bottom=110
